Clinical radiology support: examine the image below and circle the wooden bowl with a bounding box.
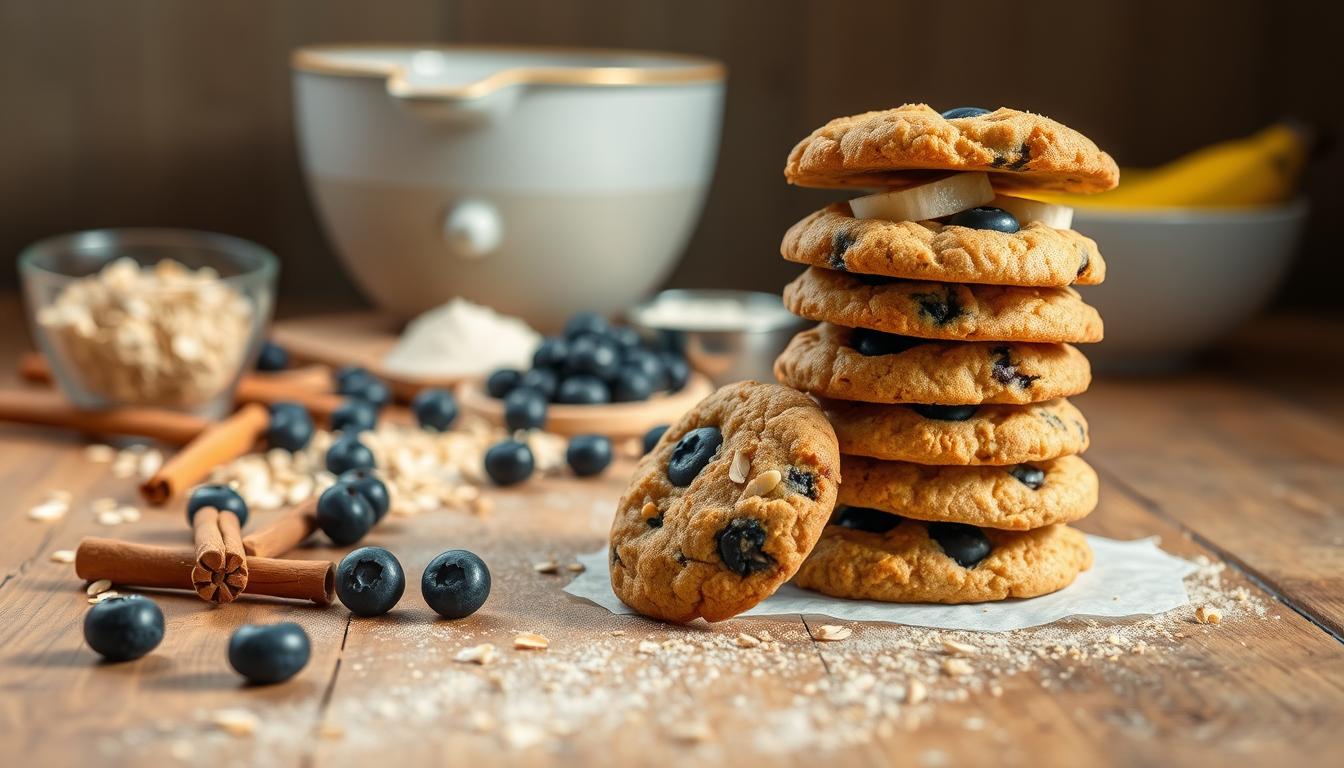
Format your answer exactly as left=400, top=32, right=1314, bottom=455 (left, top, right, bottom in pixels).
left=458, top=373, right=714, bottom=437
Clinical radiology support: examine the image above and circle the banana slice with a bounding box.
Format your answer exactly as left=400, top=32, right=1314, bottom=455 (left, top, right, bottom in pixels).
left=849, top=173, right=995, bottom=222
left=990, top=195, right=1074, bottom=229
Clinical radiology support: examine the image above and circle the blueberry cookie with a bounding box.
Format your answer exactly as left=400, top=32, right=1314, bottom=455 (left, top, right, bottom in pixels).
left=794, top=511, right=1093, bottom=603
left=773, top=323, right=1091, bottom=405
left=784, top=104, right=1119, bottom=193
left=784, top=267, right=1102, bottom=344
left=824, top=397, right=1088, bottom=466
left=838, top=454, right=1097, bottom=530
left=783, top=203, right=1104, bottom=287
left=608, top=381, right=840, bottom=623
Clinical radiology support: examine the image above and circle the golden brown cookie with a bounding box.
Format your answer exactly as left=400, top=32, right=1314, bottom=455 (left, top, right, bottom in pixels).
left=783, top=202, right=1104, bottom=287
left=838, top=454, right=1098, bottom=530
left=772, top=323, right=1091, bottom=405
left=784, top=104, right=1119, bottom=193
left=794, top=511, right=1092, bottom=603
left=608, top=381, right=840, bottom=623
left=783, top=267, right=1103, bottom=344
left=824, top=398, right=1089, bottom=466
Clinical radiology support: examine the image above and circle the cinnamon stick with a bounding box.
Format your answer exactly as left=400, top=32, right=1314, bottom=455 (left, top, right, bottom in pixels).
left=75, top=537, right=334, bottom=605
left=0, top=388, right=208, bottom=445
left=242, top=497, right=319, bottom=558
left=140, top=403, right=270, bottom=505
left=191, top=507, right=249, bottom=604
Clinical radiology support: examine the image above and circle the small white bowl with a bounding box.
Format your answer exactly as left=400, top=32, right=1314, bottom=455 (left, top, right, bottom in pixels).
left=1072, top=200, right=1308, bottom=372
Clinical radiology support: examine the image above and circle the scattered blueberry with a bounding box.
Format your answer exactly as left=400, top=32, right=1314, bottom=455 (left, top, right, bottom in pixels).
left=315, top=482, right=375, bottom=545
left=851, top=328, right=922, bottom=357
left=412, top=388, right=458, bottom=431
left=334, top=365, right=369, bottom=390
left=564, top=335, right=621, bottom=380
left=83, top=595, right=164, bottom=662
left=716, top=518, right=773, bottom=576
left=556, top=375, right=610, bottom=405
left=335, top=546, right=406, bottom=617
left=186, top=484, right=248, bottom=527
left=518, top=368, right=558, bottom=400
left=338, top=468, right=391, bottom=522
left=611, top=368, right=654, bottom=403
left=947, top=206, right=1020, bottom=234
left=255, top=340, right=289, bottom=371
left=326, top=435, right=375, bottom=475
left=484, top=440, right=534, bottom=486
left=621, top=348, right=668, bottom=390
left=421, top=550, right=491, bottom=619
left=642, top=424, right=669, bottom=454
left=563, top=311, right=610, bottom=340
left=503, top=387, right=548, bottom=431
left=228, top=622, right=310, bottom=685
left=566, top=434, right=613, bottom=477
left=1008, top=464, right=1046, bottom=490
left=835, top=506, right=903, bottom=533
left=667, top=426, right=723, bottom=487
left=334, top=367, right=391, bottom=410
left=941, top=106, right=991, bottom=119
left=330, top=397, right=379, bottom=434
left=266, top=402, right=314, bottom=452
left=928, top=522, right=992, bottom=568
left=532, top=337, right=570, bottom=370
left=607, top=325, right=642, bottom=351
left=659, top=352, right=691, bottom=391
left=486, top=368, right=522, bottom=398
left=909, top=404, right=979, bottom=421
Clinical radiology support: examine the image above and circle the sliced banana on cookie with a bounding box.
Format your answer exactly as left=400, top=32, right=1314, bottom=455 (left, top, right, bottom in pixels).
left=990, top=195, right=1074, bottom=229
left=849, top=172, right=995, bottom=222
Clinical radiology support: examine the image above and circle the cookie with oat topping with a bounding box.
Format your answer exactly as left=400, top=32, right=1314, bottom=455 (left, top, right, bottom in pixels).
left=785, top=104, right=1118, bottom=193
left=608, top=381, right=839, bottom=623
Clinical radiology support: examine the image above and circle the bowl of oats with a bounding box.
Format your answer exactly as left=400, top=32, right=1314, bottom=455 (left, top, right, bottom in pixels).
left=19, top=228, right=277, bottom=417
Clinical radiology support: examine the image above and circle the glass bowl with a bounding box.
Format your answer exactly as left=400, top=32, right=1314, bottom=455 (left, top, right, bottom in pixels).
left=19, top=229, right=278, bottom=418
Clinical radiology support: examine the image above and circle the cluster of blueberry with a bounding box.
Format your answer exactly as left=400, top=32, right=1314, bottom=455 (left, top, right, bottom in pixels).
left=333, top=546, right=491, bottom=621
left=188, top=470, right=390, bottom=549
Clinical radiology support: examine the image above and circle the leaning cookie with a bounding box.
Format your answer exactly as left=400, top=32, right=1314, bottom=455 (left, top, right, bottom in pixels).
left=783, top=203, right=1104, bottom=287
left=773, top=323, right=1091, bottom=405
left=824, top=398, right=1089, bottom=466
left=785, top=103, right=1119, bottom=193
left=784, top=267, right=1103, bottom=344
left=608, top=381, right=840, bottom=623
left=794, top=510, right=1093, bottom=603
left=838, top=454, right=1098, bottom=530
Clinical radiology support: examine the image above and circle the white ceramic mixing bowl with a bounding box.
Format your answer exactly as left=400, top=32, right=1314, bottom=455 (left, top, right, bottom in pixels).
left=292, top=45, right=725, bottom=330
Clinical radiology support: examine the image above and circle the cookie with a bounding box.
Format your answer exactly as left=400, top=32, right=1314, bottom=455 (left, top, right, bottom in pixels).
left=838, top=454, right=1098, bottom=530
left=824, top=398, right=1089, bottom=466
left=773, top=323, right=1091, bottom=405
left=783, top=202, right=1104, bottom=287
left=608, top=381, right=840, bottom=623
left=784, top=104, right=1118, bottom=193
left=783, top=267, right=1103, bottom=344
left=794, top=511, right=1092, bottom=603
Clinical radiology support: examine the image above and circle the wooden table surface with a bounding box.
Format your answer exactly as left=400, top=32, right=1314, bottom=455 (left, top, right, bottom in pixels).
left=1, top=310, right=1342, bottom=767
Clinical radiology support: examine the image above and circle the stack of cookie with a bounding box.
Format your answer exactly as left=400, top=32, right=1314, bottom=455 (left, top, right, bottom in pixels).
left=773, top=104, right=1118, bottom=603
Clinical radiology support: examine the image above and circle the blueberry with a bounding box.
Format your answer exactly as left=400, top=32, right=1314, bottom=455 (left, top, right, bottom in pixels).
left=642, top=424, right=669, bottom=455
left=947, top=206, right=1020, bottom=234
left=928, top=522, right=992, bottom=568
left=834, top=506, right=902, bottom=533
left=611, top=368, right=654, bottom=403
left=335, top=546, right=405, bottom=617
left=503, top=387, right=548, bottom=431
left=666, top=426, right=722, bottom=487
left=412, top=388, right=458, bottom=431
left=255, top=340, right=289, bottom=371
left=330, top=398, right=379, bottom=434
left=484, top=440, right=534, bottom=486
left=566, top=434, right=613, bottom=477
left=338, top=468, right=391, bottom=522
left=228, top=622, right=310, bottom=684
left=315, top=482, right=375, bottom=545
left=990, top=346, right=1038, bottom=389
left=1008, top=464, right=1046, bottom=490
left=563, top=311, right=610, bottom=340
left=909, top=404, right=979, bottom=421
left=186, top=484, right=248, bottom=527
left=851, top=328, right=922, bottom=357
left=607, top=325, right=642, bottom=351
left=786, top=467, right=819, bottom=500
left=532, top=337, right=569, bottom=370
left=486, top=368, right=522, bottom=398
left=564, top=335, right=621, bottom=380
left=556, top=375, right=611, bottom=405
left=334, top=365, right=371, bottom=390
left=266, top=402, right=314, bottom=452
left=621, top=348, right=668, bottom=390
left=518, top=368, right=558, bottom=400
left=357, top=379, right=392, bottom=411
left=659, top=352, right=691, bottom=391
left=716, top=518, right=774, bottom=577
left=421, top=549, right=491, bottom=619
left=941, top=106, right=991, bottom=119
left=334, top=367, right=392, bottom=409
left=83, top=595, right=164, bottom=662
left=326, top=435, right=375, bottom=475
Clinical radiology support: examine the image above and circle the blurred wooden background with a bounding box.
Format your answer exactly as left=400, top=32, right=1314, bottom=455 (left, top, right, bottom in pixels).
left=1, top=0, right=1340, bottom=312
